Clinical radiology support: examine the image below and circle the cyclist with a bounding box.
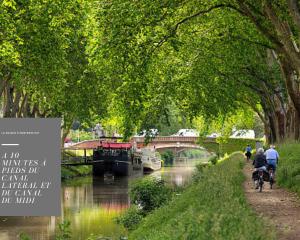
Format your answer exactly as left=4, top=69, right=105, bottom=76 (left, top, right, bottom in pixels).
left=252, top=148, right=267, bottom=171
left=252, top=148, right=268, bottom=189
left=265, top=145, right=279, bottom=173
left=245, top=144, right=252, bottom=161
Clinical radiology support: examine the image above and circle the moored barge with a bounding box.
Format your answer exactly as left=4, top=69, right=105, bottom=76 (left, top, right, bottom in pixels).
left=93, top=142, right=142, bottom=176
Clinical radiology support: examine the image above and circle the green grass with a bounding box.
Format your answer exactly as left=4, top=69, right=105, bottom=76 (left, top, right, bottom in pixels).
left=129, top=153, right=275, bottom=240
left=61, top=165, right=92, bottom=180
left=64, top=149, right=93, bottom=157
left=277, top=142, right=300, bottom=194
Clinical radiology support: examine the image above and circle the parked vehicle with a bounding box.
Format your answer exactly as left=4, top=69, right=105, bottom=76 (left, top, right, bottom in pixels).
left=230, top=129, right=255, bottom=139
left=172, top=129, right=199, bottom=137
left=135, top=129, right=159, bottom=137
left=206, top=132, right=221, bottom=138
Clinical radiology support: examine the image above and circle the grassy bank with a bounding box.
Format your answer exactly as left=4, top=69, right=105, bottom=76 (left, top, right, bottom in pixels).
left=61, top=165, right=92, bottom=180
left=129, top=152, right=274, bottom=240
left=277, top=142, right=300, bottom=194
left=62, top=149, right=93, bottom=180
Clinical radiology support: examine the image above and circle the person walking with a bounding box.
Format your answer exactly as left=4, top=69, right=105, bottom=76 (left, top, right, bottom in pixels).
left=245, top=144, right=252, bottom=161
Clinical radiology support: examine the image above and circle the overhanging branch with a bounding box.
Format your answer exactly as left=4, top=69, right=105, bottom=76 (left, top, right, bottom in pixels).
left=151, top=3, right=245, bottom=53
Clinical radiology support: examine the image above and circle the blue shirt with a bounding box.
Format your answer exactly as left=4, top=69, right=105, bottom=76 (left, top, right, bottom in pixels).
left=246, top=146, right=252, bottom=152
left=265, top=149, right=279, bottom=160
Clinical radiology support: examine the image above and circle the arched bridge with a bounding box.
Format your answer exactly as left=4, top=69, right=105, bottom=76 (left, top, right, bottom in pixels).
left=63, top=136, right=218, bottom=165
left=67, top=136, right=217, bottom=150
left=131, top=136, right=218, bottom=154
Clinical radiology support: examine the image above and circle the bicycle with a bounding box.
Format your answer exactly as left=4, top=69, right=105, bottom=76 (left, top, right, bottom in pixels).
left=252, top=168, right=268, bottom=192
left=257, top=169, right=264, bottom=192
left=245, top=151, right=252, bottom=161
left=267, top=165, right=275, bottom=189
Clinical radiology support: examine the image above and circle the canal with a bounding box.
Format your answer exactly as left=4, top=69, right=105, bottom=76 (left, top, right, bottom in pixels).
left=0, top=155, right=209, bottom=240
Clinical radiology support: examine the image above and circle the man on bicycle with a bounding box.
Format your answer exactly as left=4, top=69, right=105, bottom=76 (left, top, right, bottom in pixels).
left=264, top=145, right=279, bottom=173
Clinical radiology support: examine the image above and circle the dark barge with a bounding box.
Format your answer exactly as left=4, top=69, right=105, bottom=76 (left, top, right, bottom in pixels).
left=93, top=142, right=142, bottom=176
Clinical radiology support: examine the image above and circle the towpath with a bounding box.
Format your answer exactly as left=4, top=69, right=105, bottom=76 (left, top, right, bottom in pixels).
left=243, top=162, right=300, bottom=240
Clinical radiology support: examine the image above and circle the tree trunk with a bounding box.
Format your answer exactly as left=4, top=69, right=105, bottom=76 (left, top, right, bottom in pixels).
left=11, top=90, right=21, bottom=117
left=61, top=119, right=73, bottom=148
left=3, top=85, right=14, bottom=117
left=0, top=73, right=9, bottom=99
left=237, top=1, right=300, bottom=141
left=18, top=92, right=27, bottom=118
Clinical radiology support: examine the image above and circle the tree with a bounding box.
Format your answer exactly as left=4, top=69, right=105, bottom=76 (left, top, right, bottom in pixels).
left=88, top=0, right=299, bottom=142
left=0, top=0, right=114, bottom=144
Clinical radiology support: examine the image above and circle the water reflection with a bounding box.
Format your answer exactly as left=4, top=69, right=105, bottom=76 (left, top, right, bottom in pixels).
left=150, top=159, right=206, bottom=187
left=0, top=177, right=129, bottom=240
left=0, top=157, right=206, bottom=240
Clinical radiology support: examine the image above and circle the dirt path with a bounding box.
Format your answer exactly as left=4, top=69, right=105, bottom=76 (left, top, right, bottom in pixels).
left=243, top=161, right=300, bottom=240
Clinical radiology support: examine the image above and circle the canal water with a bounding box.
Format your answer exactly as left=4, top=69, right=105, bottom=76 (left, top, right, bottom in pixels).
left=0, top=158, right=208, bottom=240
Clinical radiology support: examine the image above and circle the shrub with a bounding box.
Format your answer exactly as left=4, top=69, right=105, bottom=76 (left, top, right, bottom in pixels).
left=209, top=155, right=218, bottom=165
left=56, top=220, right=72, bottom=240
left=130, top=177, right=172, bottom=213
left=19, top=233, right=31, bottom=240
left=160, top=150, right=174, bottom=166
left=193, top=163, right=209, bottom=182
left=116, top=205, right=144, bottom=230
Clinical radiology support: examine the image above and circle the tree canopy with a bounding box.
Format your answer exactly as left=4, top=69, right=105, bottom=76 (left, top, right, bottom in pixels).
left=1, top=0, right=300, bottom=143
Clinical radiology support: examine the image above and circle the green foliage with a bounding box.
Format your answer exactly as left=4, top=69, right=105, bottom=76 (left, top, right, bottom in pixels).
left=129, top=153, right=275, bottom=240
left=19, top=221, right=72, bottom=240
left=19, top=233, right=32, bottom=240
left=63, top=176, right=92, bottom=187
left=200, top=137, right=261, bottom=156
left=0, top=0, right=115, bottom=138
left=218, top=138, right=259, bottom=156
left=180, top=149, right=207, bottom=159
left=200, top=141, right=220, bottom=154
left=277, top=143, right=300, bottom=195
left=68, top=130, right=94, bottom=142
left=209, top=155, right=218, bottom=165
left=130, top=178, right=172, bottom=214
left=56, top=220, right=72, bottom=240
left=116, top=205, right=144, bottom=231
left=88, top=0, right=269, bottom=129
left=1, top=0, right=296, bottom=143
left=156, top=104, right=194, bottom=136
left=194, top=110, right=261, bottom=139
left=61, top=165, right=92, bottom=180
left=192, top=163, right=209, bottom=183
left=118, top=177, right=174, bottom=231
left=160, top=150, right=175, bottom=166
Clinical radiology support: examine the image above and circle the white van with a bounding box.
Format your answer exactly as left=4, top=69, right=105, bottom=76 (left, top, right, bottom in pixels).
left=135, top=129, right=159, bottom=137
left=230, top=130, right=255, bottom=139
left=173, top=129, right=199, bottom=137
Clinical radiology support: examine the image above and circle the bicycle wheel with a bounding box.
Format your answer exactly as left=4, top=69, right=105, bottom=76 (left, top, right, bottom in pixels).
left=270, top=177, right=273, bottom=189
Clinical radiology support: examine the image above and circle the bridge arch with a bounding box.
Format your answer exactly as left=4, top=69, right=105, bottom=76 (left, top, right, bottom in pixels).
left=131, top=136, right=219, bottom=155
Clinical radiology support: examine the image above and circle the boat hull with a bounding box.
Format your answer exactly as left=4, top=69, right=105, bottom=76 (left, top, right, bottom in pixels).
left=143, top=161, right=161, bottom=171
left=93, top=159, right=135, bottom=176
